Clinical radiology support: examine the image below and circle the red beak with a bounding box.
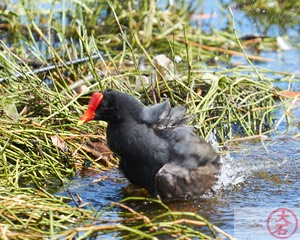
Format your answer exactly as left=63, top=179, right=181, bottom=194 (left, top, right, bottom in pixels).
left=78, top=92, right=103, bottom=125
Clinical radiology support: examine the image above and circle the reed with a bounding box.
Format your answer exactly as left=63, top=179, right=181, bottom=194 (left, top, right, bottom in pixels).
left=0, top=0, right=298, bottom=238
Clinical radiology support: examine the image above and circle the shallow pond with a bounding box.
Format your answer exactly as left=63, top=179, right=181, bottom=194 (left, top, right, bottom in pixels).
left=58, top=133, right=300, bottom=239
left=57, top=0, right=300, bottom=239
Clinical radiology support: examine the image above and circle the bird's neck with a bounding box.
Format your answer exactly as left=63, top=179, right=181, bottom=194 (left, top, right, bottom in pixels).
left=113, top=95, right=143, bottom=123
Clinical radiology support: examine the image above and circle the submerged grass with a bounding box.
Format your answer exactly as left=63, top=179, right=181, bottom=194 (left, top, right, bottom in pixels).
left=0, top=0, right=299, bottom=238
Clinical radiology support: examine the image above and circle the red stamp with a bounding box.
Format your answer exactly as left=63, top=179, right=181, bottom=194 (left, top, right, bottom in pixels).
left=267, top=208, right=298, bottom=239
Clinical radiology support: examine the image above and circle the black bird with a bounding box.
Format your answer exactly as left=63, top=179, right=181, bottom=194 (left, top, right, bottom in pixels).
left=78, top=89, right=220, bottom=199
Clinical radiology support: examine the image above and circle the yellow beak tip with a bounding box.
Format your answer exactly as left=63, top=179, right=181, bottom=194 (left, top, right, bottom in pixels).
left=77, top=120, right=85, bottom=126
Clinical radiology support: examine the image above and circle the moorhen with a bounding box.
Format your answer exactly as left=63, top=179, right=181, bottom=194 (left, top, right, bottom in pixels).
left=78, top=89, right=220, bottom=199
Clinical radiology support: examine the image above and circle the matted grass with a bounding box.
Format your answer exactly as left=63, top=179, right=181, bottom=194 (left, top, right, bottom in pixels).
left=0, top=0, right=299, bottom=239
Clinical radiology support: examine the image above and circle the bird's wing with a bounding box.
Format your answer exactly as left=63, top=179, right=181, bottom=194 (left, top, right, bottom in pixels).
left=140, top=99, right=191, bottom=128
left=139, top=99, right=171, bottom=125
left=155, top=105, right=188, bottom=128
left=154, top=127, right=221, bottom=199
left=158, top=125, right=220, bottom=168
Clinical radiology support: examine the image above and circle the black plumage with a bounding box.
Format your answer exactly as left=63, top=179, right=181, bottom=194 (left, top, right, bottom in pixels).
left=79, top=89, right=221, bottom=199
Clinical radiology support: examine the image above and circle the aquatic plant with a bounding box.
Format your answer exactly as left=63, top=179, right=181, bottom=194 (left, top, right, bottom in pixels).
left=0, top=0, right=299, bottom=238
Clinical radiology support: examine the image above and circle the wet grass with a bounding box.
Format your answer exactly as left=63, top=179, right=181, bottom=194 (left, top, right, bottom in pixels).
left=0, top=187, right=94, bottom=239
left=0, top=0, right=299, bottom=239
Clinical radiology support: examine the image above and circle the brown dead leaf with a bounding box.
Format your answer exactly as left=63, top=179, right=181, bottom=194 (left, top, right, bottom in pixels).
left=135, top=75, right=150, bottom=92
left=50, top=135, right=68, bottom=152
left=153, top=54, right=174, bottom=80
left=279, top=91, right=300, bottom=98
left=81, top=138, right=115, bottom=167
left=196, top=88, right=202, bottom=97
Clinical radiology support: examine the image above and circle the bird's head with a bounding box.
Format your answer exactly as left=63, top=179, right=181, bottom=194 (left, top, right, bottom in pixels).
left=78, top=89, right=141, bottom=125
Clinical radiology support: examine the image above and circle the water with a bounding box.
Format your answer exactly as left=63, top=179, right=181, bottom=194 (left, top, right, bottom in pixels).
left=56, top=0, right=300, bottom=239
left=207, top=137, right=300, bottom=234
left=58, top=135, right=300, bottom=238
